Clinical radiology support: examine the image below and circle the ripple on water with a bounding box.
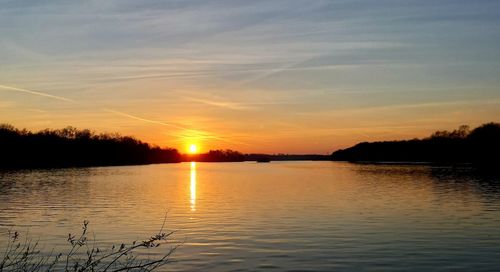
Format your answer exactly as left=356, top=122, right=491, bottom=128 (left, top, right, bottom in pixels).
left=1, top=162, right=500, bottom=271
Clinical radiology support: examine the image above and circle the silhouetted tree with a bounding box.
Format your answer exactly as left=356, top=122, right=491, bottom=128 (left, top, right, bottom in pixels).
left=195, top=149, right=246, bottom=162
left=0, top=124, right=180, bottom=169
left=331, top=122, right=500, bottom=166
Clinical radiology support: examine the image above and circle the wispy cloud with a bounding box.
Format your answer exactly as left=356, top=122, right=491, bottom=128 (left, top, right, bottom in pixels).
left=1, top=1, right=500, bottom=152
left=304, top=98, right=500, bottom=117
left=185, top=97, right=253, bottom=111
left=102, top=109, right=186, bottom=130
left=0, top=83, right=245, bottom=144
left=0, top=84, right=76, bottom=103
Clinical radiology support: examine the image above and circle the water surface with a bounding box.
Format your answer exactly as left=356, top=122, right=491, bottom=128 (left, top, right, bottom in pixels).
left=1, top=162, right=500, bottom=271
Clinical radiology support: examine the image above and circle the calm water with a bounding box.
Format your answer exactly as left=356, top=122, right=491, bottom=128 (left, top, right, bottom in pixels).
left=1, top=162, right=500, bottom=271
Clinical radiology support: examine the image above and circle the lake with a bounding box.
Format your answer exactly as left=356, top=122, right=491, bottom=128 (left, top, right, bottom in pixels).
left=1, top=161, right=500, bottom=271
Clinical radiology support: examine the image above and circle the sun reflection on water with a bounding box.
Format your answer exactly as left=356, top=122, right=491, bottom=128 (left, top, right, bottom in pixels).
left=190, top=161, right=197, bottom=211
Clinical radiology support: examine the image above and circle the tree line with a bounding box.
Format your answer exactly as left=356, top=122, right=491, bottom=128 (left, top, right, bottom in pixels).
left=0, top=124, right=181, bottom=169
left=2, top=122, right=498, bottom=169
left=331, top=122, right=500, bottom=166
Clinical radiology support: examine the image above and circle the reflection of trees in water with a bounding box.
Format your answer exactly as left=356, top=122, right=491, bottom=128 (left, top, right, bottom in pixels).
left=351, top=163, right=500, bottom=202
left=0, top=166, right=172, bottom=233
left=429, top=166, right=500, bottom=200
left=0, top=168, right=94, bottom=227
left=0, top=168, right=93, bottom=200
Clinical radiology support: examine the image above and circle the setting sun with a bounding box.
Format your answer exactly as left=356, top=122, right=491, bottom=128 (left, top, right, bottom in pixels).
left=188, top=144, right=198, bottom=154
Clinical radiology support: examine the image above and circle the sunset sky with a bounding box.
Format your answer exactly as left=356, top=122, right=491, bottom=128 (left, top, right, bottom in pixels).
left=1, top=0, right=499, bottom=154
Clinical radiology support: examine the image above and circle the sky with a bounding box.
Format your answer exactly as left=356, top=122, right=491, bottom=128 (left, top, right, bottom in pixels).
left=1, top=0, right=500, bottom=154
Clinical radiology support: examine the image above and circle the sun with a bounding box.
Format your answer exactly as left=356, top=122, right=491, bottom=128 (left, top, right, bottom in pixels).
left=188, top=144, right=198, bottom=154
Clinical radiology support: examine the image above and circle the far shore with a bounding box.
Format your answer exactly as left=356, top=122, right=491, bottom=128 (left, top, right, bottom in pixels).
left=1, top=122, right=498, bottom=170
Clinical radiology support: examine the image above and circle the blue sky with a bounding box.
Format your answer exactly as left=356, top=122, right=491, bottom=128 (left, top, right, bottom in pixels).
left=1, top=0, right=499, bottom=153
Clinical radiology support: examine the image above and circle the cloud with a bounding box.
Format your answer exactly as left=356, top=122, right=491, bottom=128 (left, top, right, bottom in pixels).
left=0, top=84, right=76, bottom=103
left=102, top=109, right=187, bottom=130
left=0, top=82, right=250, bottom=146
left=339, top=98, right=500, bottom=115
left=185, top=97, right=253, bottom=111
left=1, top=1, right=500, bottom=152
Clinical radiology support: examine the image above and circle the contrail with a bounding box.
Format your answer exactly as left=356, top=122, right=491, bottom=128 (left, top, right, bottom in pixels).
left=185, top=97, right=252, bottom=111
left=102, top=109, right=247, bottom=145
left=0, top=83, right=248, bottom=146
left=102, top=109, right=187, bottom=130
left=100, top=109, right=249, bottom=145
left=237, top=55, right=320, bottom=86
left=0, top=84, right=185, bottom=129
left=0, top=84, right=77, bottom=103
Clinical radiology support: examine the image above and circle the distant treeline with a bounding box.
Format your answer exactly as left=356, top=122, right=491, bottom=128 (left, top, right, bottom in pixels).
left=3, top=122, right=498, bottom=169
left=184, top=149, right=246, bottom=162
left=331, top=122, right=500, bottom=166
left=0, top=124, right=181, bottom=169
left=183, top=150, right=331, bottom=162
left=0, top=124, right=331, bottom=169
left=250, top=154, right=331, bottom=161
